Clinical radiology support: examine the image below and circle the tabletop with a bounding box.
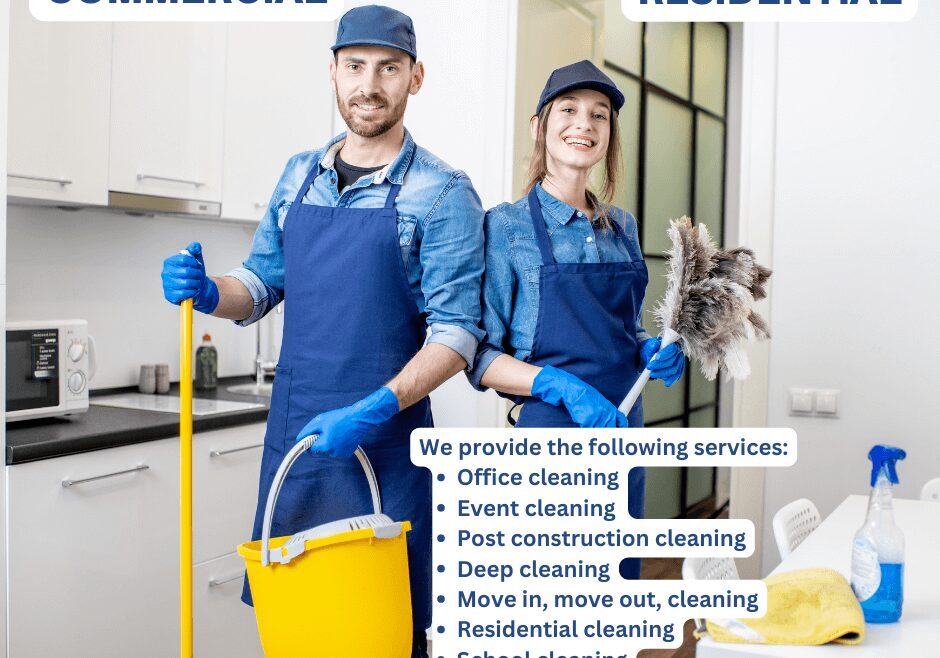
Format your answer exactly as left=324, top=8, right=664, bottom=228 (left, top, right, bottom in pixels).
left=697, top=495, right=940, bottom=657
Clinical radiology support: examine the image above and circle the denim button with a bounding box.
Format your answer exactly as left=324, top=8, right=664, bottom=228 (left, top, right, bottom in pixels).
left=586, top=236, right=594, bottom=243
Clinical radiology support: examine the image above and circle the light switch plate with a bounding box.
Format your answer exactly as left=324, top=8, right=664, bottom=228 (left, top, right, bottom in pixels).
left=815, top=389, right=840, bottom=416
left=789, top=388, right=815, bottom=415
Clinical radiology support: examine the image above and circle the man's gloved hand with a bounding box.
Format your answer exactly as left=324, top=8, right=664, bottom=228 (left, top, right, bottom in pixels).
left=296, top=387, right=401, bottom=458
left=161, top=241, right=220, bottom=314
left=639, top=337, right=685, bottom=387
left=531, top=365, right=628, bottom=428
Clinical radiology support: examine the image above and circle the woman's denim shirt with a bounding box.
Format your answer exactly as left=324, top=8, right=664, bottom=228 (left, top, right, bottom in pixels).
left=470, top=183, right=650, bottom=389
left=225, top=130, right=485, bottom=367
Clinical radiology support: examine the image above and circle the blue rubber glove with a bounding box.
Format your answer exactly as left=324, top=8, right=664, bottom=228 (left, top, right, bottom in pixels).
left=296, top=387, right=401, bottom=458
left=639, top=337, right=685, bottom=387
left=531, top=365, right=628, bottom=428
left=161, top=241, right=220, bottom=314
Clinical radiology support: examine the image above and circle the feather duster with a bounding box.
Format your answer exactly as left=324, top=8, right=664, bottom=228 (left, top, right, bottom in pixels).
left=619, top=217, right=772, bottom=415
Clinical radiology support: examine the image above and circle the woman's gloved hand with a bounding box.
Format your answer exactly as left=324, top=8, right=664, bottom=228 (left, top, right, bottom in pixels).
left=639, top=337, right=685, bottom=387
left=296, top=387, right=401, bottom=458
left=531, top=365, right=628, bottom=428
left=161, top=241, right=220, bottom=314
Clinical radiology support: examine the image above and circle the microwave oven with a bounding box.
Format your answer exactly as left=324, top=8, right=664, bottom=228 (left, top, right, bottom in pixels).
left=6, top=319, right=96, bottom=422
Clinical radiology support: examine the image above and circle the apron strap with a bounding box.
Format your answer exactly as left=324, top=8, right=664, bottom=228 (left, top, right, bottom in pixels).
left=384, top=183, right=402, bottom=209
left=506, top=402, right=520, bottom=427
left=291, top=161, right=322, bottom=207
left=527, top=187, right=556, bottom=265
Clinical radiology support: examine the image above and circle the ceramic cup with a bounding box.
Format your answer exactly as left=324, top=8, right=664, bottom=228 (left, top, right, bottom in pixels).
left=138, top=364, right=156, bottom=394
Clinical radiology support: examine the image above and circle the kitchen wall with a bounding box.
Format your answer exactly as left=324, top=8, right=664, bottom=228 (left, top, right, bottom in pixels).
left=760, top=4, right=940, bottom=573
left=6, top=205, right=258, bottom=389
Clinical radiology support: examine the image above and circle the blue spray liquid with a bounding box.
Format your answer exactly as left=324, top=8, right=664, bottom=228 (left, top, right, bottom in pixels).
left=860, top=563, right=904, bottom=623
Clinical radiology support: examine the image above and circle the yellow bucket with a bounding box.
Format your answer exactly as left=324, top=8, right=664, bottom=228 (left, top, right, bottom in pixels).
left=238, top=440, right=413, bottom=657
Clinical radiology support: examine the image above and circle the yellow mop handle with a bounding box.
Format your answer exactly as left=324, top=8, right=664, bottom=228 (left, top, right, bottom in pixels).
left=180, top=298, right=193, bottom=658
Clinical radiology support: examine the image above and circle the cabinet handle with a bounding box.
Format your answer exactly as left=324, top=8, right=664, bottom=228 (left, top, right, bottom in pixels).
left=137, top=173, right=204, bottom=187
left=210, top=443, right=264, bottom=458
left=62, top=464, right=149, bottom=488
left=253, top=201, right=267, bottom=208
left=8, top=173, right=72, bottom=186
left=209, top=571, right=245, bottom=588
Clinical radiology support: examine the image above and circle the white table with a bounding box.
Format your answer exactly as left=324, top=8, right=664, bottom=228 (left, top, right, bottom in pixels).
left=697, top=495, right=940, bottom=657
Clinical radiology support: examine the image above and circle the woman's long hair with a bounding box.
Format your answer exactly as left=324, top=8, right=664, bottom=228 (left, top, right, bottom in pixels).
left=524, top=99, right=622, bottom=230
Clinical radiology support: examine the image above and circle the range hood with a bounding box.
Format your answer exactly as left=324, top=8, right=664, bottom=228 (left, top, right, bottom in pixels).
left=108, top=191, right=221, bottom=217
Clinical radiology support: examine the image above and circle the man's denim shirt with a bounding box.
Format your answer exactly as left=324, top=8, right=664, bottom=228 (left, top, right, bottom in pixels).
left=225, top=130, right=485, bottom=367
left=470, top=183, right=650, bottom=389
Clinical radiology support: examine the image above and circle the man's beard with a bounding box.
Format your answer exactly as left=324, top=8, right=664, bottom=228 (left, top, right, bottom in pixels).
left=336, top=90, right=408, bottom=138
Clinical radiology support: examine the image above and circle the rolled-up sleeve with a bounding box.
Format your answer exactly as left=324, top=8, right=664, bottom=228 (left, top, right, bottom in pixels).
left=224, top=159, right=296, bottom=326
left=419, top=173, right=485, bottom=367
left=468, top=209, right=516, bottom=391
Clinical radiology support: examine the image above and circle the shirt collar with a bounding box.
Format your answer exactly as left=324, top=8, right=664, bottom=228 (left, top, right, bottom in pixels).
left=534, top=182, right=582, bottom=226
left=319, top=129, right=416, bottom=185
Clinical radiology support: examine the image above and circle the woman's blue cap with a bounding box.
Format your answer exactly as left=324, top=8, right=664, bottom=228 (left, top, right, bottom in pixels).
left=331, top=5, right=417, bottom=60
left=535, top=60, right=625, bottom=115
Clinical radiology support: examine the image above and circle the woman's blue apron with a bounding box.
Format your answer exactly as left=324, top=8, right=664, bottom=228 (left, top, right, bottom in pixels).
left=515, top=188, right=649, bottom=579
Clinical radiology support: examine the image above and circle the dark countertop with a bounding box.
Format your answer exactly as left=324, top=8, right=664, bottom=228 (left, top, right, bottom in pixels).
left=5, top=375, right=270, bottom=465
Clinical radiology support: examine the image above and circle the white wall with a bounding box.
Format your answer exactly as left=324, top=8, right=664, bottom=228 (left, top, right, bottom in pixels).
left=760, top=6, right=940, bottom=572
left=6, top=206, right=258, bottom=389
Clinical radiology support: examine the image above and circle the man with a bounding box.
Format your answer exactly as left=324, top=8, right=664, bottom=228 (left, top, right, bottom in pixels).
left=160, top=6, right=483, bottom=656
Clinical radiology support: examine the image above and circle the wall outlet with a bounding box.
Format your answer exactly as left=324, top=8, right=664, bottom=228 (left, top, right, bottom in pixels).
left=815, top=389, right=840, bottom=417
left=788, top=387, right=841, bottom=417
left=789, top=388, right=815, bottom=415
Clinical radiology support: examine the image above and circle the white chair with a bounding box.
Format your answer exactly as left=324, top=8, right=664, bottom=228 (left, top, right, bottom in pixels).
left=682, top=556, right=740, bottom=582
left=922, top=478, right=940, bottom=502
left=682, top=557, right=739, bottom=634
left=773, top=498, right=821, bottom=560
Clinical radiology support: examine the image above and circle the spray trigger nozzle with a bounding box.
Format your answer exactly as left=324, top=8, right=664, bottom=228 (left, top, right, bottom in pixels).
left=868, top=444, right=906, bottom=487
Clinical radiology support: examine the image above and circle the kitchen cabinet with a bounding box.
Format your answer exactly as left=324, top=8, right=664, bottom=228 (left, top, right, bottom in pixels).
left=8, top=438, right=180, bottom=656
left=193, top=423, right=265, bottom=564
left=8, top=422, right=267, bottom=656
left=109, top=23, right=227, bottom=203
left=222, top=22, right=335, bottom=222
left=194, top=553, right=264, bottom=657
left=7, top=2, right=112, bottom=205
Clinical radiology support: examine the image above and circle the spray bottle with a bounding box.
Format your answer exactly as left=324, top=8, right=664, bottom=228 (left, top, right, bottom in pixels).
left=850, top=444, right=906, bottom=623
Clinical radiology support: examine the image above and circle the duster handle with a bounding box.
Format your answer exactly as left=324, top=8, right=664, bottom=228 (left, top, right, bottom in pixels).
left=618, top=327, right=681, bottom=416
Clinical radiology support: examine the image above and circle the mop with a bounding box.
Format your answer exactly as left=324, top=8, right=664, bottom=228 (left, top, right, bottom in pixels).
left=619, top=217, right=772, bottom=415
left=180, top=295, right=194, bottom=658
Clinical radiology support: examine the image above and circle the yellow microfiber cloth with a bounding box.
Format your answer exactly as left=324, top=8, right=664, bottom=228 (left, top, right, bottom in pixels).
left=698, top=568, right=865, bottom=646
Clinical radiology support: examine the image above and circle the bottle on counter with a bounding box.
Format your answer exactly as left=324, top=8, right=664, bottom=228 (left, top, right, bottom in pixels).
left=851, top=444, right=906, bottom=623
left=194, top=332, right=218, bottom=390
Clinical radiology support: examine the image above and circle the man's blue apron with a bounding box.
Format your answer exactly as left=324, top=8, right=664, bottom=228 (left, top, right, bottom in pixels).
left=242, top=164, right=433, bottom=630
left=515, top=187, right=649, bottom=579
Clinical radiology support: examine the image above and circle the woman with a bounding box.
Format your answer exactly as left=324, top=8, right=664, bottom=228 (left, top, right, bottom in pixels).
left=470, top=61, right=685, bottom=578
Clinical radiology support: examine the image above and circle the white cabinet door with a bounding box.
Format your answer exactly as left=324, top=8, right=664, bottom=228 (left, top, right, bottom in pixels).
left=194, top=552, right=264, bottom=658
left=109, top=23, right=226, bottom=202
left=7, top=2, right=111, bottom=205
left=8, top=439, right=179, bottom=657
left=193, top=422, right=266, bottom=564
left=222, top=23, right=335, bottom=222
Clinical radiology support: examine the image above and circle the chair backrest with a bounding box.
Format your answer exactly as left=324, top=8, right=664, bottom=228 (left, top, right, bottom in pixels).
left=922, top=478, right=940, bottom=502
left=773, top=498, right=821, bottom=560
left=682, top=557, right=740, bottom=635
left=682, top=556, right=740, bottom=582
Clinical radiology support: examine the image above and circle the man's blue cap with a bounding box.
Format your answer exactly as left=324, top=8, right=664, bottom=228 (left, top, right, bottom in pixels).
left=331, top=5, right=417, bottom=60
left=535, top=60, right=625, bottom=116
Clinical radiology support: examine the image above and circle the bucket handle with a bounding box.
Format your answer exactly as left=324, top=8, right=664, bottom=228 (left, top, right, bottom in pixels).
left=260, top=436, right=381, bottom=566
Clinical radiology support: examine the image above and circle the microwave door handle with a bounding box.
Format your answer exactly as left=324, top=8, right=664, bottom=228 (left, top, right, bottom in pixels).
left=87, top=334, right=97, bottom=381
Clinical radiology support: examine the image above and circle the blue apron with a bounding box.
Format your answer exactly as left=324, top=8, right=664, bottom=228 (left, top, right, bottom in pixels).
left=515, top=188, right=649, bottom=579
left=242, top=165, right=433, bottom=631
